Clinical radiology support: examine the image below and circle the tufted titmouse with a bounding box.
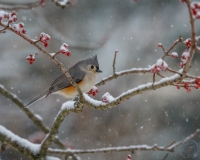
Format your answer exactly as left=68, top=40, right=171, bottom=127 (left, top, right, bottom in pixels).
left=26, top=55, right=102, bottom=107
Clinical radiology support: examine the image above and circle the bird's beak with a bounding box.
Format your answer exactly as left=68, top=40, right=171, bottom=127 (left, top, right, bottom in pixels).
left=96, top=69, right=102, bottom=73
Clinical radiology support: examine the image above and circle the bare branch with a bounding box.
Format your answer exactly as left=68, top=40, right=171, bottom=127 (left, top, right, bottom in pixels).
left=181, top=0, right=196, bottom=80
left=162, top=153, right=168, bottom=160
left=161, top=36, right=183, bottom=59
left=168, top=129, right=200, bottom=150
left=112, top=50, right=118, bottom=74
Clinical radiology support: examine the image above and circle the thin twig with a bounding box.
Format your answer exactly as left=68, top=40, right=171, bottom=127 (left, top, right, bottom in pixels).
left=164, top=141, right=175, bottom=150
left=48, top=129, right=200, bottom=155
left=96, top=68, right=152, bottom=86
left=161, top=36, right=183, bottom=59
left=181, top=0, right=196, bottom=80
left=112, top=50, right=118, bottom=75
left=162, top=153, right=168, bottom=160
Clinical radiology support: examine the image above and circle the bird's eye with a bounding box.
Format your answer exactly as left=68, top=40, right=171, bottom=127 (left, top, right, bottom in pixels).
left=91, top=65, right=94, bottom=69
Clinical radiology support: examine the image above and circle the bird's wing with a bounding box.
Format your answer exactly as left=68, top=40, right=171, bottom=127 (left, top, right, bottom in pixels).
left=48, top=68, right=86, bottom=94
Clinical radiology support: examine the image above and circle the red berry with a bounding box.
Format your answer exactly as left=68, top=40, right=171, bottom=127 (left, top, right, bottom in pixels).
left=158, top=43, right=162, bottom=47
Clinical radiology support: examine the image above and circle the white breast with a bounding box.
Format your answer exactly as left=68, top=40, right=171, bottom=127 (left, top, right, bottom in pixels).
left=80, top=72, right=98, bottom=93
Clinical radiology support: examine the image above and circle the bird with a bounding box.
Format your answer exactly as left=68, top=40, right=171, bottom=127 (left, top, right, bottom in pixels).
left=26, top=55, right=102, bottom=107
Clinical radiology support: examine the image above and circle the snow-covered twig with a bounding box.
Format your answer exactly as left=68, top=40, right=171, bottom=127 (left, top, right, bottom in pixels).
left=96, top=68, right=152, bottom=86
left=48, top=128, right=200, bottom=155
left=40, top=101, right=81, bottom=157
left=86, top=73, right=181, bottom=110
left=167, top=128, right=200, bottom=150
left=0, top=125, right=40, bottom=159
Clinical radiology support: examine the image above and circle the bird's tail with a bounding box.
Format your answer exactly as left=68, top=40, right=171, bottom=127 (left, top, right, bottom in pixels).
left=26, top=91, right=49, bottom=107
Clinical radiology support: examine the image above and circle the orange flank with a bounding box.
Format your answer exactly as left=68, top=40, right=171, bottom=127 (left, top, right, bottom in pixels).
left=58, top=80, right=85, bottom=98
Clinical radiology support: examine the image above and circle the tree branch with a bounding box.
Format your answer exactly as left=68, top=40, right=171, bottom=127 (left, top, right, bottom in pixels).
left=48, top=128, right=200, bottom=155
left=86, top=73, right=181, bottom=110
left=40, top=101, right=83, bottom=157
left=96, top=68, right=152, bottom=86
left=180, top=0, right=196, bottom=80
left=0, top=125, right=40, bottom=159
left=112, top=50, right=118, bottom=74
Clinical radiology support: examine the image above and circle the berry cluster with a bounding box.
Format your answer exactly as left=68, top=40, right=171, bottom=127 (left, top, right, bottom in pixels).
left=13, top=22, right=26, bottom=34
left=157, top=43, right=163, bottom=48
left=0, top=11, right=17, bottom=23
left=87, top=86, right=98, bottom=96
left=180, top=51, right=190, bottom=67
left=171, top=52, right=178, bottom=59
left=151, top=59, right=168, bottom=74
left=60, top=43, right=71, bottom=56
left=39, top=32, right=51, bottom=47
left=101, top=92, right=114, bottom=103
left=0, top=11, right=26, bottom=34
left=184, top=38, right=192, bottom=48
left=191, top=2, right=200, bottom=19
left=26, top=54, right=36, bottom=64
left=126, top=155, right=131, bottom=160
left=176, top=78, right=200, bottom=93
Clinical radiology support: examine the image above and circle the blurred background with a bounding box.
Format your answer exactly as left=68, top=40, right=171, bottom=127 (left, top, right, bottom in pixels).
left=0, top=0, right=200, bottom=159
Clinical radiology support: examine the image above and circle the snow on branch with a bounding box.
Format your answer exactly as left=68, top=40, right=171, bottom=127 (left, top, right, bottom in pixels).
left=48, top=128, right=200, bottom=155
left=40, top=101, right=81, bottom=157
left=96, top=67, right=152, bottom=86
left=0, top=125, right=40, bottom=159
left=84, top=73, right=181, bottom=110
left=0, top=1, right=200, bottom=159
